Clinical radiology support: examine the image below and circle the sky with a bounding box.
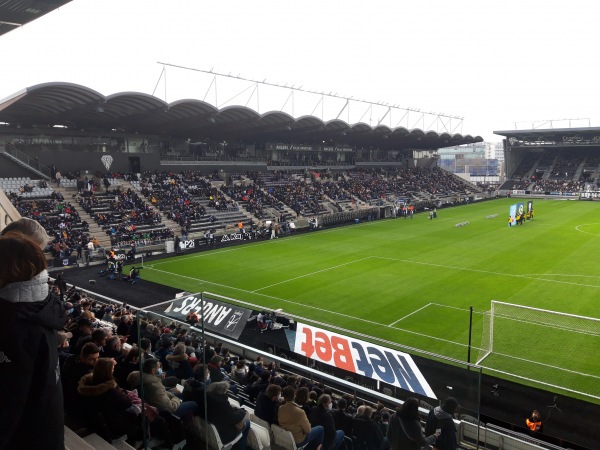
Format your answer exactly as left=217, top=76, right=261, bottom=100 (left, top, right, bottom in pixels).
left=1, top=0, right=599, bottom=142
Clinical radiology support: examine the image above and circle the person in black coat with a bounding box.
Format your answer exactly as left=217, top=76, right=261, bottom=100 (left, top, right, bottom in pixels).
left=308, top=394, right=344, bottom=450
left=424, top=397, right=459, bottom=450
left=78, top=357, right=137, bottom=440
left=353, top=406, right=389, bottom=450
left=204, top=381, right=250, bottom=450
left=387, top=398, right=438, bottom=450
left=254, top=384, right=282, bottom=425
left=331, top=398, right=354, bottom=438
left=0, top=234, right=67, bottom=450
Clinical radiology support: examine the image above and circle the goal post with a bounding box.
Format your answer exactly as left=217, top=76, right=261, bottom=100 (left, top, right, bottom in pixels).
left=476, top=300, right=600, bottom=401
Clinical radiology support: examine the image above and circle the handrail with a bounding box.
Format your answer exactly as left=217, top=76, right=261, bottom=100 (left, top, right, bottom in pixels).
left=4, top=143, right=52, bottom=180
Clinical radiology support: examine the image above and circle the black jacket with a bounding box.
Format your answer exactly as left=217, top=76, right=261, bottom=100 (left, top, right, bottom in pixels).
left=204, top=391, right=246, bottom=443
left=387, top=412, right=436, bottom=450
left=0, top=273, right=66, bottom=450
left=353, top=415, right=386, bottom=450
left=254, top=390, right=279, bottom=425
left=425, top=407, right=457, bottom=450
left=309, top=405, right=339, bottom=450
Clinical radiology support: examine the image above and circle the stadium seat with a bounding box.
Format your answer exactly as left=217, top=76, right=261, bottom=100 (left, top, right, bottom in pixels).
left=271, top=424, right=306, bottom=450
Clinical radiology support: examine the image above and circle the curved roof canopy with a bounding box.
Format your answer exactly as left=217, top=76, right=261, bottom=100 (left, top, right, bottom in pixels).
left=0, top=82, right=483, bottom=149
left=0, top=0, right=72, bottom=36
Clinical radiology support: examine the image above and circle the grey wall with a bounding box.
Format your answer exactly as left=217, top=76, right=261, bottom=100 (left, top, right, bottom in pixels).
left=23, top=150, right=162, bottom=175
left=0, top=153, right=38, bottom=178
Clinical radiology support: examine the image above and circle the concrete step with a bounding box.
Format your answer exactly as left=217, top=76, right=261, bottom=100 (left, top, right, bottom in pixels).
left=84, top=433, right=119, bottom=450
left=64, top=426, right=96, bottom=450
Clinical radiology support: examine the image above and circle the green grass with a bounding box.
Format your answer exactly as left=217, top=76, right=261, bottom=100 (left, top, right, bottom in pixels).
left=140, top=198, right=600, bottom=402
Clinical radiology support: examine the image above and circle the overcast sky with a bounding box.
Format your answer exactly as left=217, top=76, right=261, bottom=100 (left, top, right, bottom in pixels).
left=1, top=0, right=599, bottom=142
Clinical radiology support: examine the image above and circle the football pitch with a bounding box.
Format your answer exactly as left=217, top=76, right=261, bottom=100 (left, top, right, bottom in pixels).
left=140, top=198, right=600, bottom=402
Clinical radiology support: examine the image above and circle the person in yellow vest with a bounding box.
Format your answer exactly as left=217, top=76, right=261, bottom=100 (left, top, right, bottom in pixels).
left=525, top=410, right=543, bottom=433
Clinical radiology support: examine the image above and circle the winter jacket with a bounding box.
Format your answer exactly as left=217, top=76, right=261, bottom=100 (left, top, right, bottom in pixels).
left=387, top=412, right=436, bottom=450
left=425, top=406, right=457, bottom=450
left=77, top=373, right=136, bottom=438
left=278, top=401, right=312, bottom=444
left=127, top=371, right=181, bottom=413
left=204, top=391, right=247, bottom=444
left=0, top=271, right=66, bottom=450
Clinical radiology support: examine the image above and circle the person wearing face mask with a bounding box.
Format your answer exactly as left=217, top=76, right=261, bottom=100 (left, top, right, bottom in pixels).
left=255, top=383, right=282, bottom=425
left=128, top=359, right=198, bottom=421
left=309, top=394, right=345, bottom=450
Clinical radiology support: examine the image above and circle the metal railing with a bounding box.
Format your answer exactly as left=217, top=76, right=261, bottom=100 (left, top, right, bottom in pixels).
left=4, top=143, right=52, bottom=179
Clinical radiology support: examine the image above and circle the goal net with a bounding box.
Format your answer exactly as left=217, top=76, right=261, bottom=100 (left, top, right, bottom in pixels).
left=476, top=301, right=600, bottom=401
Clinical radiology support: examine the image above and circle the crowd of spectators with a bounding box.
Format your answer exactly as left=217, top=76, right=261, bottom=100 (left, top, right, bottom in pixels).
left=8, top=191, right=90, bottom=259
left=78, top=186, right=172, bottom=247
left=530, top=179, right=584, bottom=193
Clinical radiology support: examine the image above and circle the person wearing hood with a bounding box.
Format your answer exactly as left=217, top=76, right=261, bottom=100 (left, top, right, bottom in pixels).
left=0, top=232, right=66, bottom=450
left=425, top=397, right=459, bottom=450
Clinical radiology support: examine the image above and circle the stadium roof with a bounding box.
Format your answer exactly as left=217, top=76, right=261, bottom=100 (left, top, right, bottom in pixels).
left=0, top=0, right=72, bottom=36
left=0, top=82, right=483, bottom=149
left=494, top=127, right=600, bottom=140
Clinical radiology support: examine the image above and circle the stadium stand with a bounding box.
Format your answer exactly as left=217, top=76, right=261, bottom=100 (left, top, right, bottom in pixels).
left=42, top=280, right=592, bottom=450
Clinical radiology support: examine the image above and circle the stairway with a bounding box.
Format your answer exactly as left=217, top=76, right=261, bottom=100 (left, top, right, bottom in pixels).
left=52, top=183, right=112, bottom=250
left=2, top=142, right=52, bottom=180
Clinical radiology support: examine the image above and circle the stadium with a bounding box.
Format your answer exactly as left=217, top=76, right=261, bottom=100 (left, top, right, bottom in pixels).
left=1, top=2, right=599, bottom=450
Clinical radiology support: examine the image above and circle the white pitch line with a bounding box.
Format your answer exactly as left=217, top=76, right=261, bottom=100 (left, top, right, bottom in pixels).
left=490, top=350, right=600, bottom=380
left=371, top=256, right=600, bottom=289
left=251, top=257, right=372, bottom=293
left=574, top=223, right=600, bottom=237
left=388, top=303, right=432, bottom=327
left=144, top=265, right=468, bottom=349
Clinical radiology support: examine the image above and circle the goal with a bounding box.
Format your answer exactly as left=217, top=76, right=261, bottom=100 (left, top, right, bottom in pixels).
left=476, top=301, right=600, bottom=400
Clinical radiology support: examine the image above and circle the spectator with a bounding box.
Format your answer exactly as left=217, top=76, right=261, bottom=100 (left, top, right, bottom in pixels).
left=57, top=330, right=74, bottom=368
left=425, top=397, right=459, bottom=450
left=166, top=342, right=193, bottom=380
left=114, top=347, right=141, bottom=389
left=331, top=397, right=354, bottom=438
left=353, top=405, right=388, bottom=450
left=62, top=342, right=101, bottom=414
left=70, top=317, right=94, bottom=354
left=208, top=354, right=227, bottom=382
left=387, top=397, right=438, bottom=450
left=232, top=359, right=248, bottom=384
left=0, top=232, right=66, bottom=450
left=204, top=381, right=250, bottom=450
left=0, top=217, right=52, bottom=249
left=183, top=363, right=209, bottom=400
left=294, top=386, right=313, bottom=415
left=104, top=335, right=125, bottom=361
left=254, top=383, right=282, bottom=425
left=309, top=394, right=344, bottom=450
left=278, top=385, right=324, bottom=450
left=128, top=359, right=197, bottom=420
left=77, top=357, right=137, bottom=440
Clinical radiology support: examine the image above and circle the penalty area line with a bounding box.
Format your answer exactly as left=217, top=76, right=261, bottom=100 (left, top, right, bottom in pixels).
left=388, top=303, right=432, bottom=327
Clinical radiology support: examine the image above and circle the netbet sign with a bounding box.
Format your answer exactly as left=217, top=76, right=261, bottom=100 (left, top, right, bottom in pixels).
left=294, top=323, right=435, bottom=398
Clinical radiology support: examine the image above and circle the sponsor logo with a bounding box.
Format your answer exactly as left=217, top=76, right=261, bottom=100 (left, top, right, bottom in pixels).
left=179, top=240, right=195, bottom=249
left=0, top=351, right=11, bottom=364
left=225, top=310, right=244, bottom=331
left=221, top=233, right=244, bottom=243
left=62, top=259, right=69, bottom=266
left=294, top=324, right=435, bottom=397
